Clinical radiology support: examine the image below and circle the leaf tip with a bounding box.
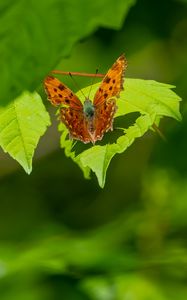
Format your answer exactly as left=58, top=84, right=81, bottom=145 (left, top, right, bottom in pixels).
left=23, top=165, right=32, bottom=175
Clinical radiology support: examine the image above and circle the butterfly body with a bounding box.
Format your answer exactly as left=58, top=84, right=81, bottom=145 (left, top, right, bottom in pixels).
left=83, top=99, right=95, bottom=118
left=44, top=54, right=127, bottom=144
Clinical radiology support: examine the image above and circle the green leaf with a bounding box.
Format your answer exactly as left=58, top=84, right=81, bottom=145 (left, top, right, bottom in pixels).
left=59, top=78, right=181, bottom=187
left=0, top=92, right=51, bottom=173
left=60, top=124, right=91, bottom=180
left=0, top=0, right=135, bottom=105
left=79, top=114, right=156, bottom=187
left=117, top=79, right=182, bottom=121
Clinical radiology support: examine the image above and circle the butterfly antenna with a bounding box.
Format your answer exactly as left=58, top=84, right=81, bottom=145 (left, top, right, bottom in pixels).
left=88, top=69, right=99, bottom=99
left=69, top=72, right=86, bottom=99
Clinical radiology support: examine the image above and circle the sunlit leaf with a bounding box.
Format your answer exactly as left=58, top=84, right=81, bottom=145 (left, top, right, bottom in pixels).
left=0, top=92, right=51, bottom=173
left=59, top=79, right=182, bottom=187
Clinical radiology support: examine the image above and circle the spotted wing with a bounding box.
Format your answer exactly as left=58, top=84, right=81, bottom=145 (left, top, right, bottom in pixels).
left=93, top=54, right=127, bottom=106
left=44, top=76, right=83, bottom=109
left=60, top=107, right=92, bottom=144
left=93, top=98, right=117, bottom=142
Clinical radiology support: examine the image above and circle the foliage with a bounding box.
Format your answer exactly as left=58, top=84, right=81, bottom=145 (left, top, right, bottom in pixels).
left=0, top=0, right=187, bottom=299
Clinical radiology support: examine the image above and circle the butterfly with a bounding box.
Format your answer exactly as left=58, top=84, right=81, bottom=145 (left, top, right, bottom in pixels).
left=44, top=54, right=127, bottom=144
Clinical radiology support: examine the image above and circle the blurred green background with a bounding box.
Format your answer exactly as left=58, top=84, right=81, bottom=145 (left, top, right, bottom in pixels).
left=0, top=0, right=187, bottom=299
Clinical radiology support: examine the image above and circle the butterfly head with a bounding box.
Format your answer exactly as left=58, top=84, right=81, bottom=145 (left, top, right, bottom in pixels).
left=83, top=99, right=95, bottom=118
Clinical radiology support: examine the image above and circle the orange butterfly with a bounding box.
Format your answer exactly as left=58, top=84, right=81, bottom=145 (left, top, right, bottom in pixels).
left=44, top=54, right=127, bottom=144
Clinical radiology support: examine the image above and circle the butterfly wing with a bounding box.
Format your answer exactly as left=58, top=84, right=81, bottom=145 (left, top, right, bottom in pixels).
left=92, top=99, right=117, bottom=142
left=93, top=54, right=127, bottom=106
left=60, top=107, right=92, bottom=144
left=44, top=76, right=83, bottom=109
left=44, top=76, right=91, bottom=142
left=91, top=54, right=127, bottom=141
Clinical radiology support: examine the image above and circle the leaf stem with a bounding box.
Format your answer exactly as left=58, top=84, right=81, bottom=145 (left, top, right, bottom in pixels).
left=152, top=123, right=167, bottom=142
left=51, top=70, right=105, bottom=78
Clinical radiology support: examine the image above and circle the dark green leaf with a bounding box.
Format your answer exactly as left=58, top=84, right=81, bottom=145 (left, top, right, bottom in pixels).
left=0, top=0, right=135, bottom=105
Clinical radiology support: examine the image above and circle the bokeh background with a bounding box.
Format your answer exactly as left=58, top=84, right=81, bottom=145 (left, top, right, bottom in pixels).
left=0, top=0, right=187, bottom=299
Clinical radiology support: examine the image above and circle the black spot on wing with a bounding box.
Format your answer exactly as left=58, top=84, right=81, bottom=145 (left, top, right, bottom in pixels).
left=65, top=98, right=70, bottom=104
left=58, top=84, right=65, bottom=91
left=104, top=76, right=111, bottom=83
